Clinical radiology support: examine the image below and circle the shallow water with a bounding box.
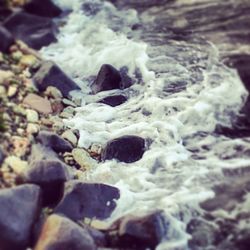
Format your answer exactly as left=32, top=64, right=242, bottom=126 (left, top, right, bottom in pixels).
left=42, top=0, right=250, bottom=249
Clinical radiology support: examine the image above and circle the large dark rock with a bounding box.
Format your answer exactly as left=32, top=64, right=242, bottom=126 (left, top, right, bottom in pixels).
left=34, top=214, right=96, bottom=250
left=54, top=181, right=120, bottom=221
left=98, top=95, right=128, bottom=107
left=0, top=7, right=12, bottom=22
left=36, top=131, right=73, bottom=153
left=107, top=210, right=168, bottom=250
left=0, top=25, right=14, bottom=53
left=0, top=184, right=41, bottom=250
left=102, top=135, right=146, bottom=163
left=3, top=11, right=57, bottom=50
left=33, top=61, right=80, bottom=97
left=25, top=160, right=71, bottom=206
left=23, top=0, right=62, bottom=18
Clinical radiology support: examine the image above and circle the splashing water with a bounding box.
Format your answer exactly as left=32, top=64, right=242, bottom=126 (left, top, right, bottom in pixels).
left=42, top=0, right=249, bottom=249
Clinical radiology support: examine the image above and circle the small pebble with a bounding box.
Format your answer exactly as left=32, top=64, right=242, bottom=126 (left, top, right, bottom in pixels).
left=26, top=123, right=40, bottom=135
left=45, top=86, right=63, bottom=99
left=7, top=86, right=17, bottom=97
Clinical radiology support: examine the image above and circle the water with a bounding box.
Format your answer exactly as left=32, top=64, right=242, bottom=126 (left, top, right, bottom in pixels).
left=42, top=0, right=250, bottom=249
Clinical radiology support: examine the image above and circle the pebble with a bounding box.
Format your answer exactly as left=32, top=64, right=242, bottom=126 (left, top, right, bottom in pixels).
left=11, top=50, right=23, bottom=61
left=45, top=86, right=63, bottom=99
left=7, top=86, right=17, bottom=97
left=12, top=136, right=30, bottom=157
left=72, top=148, right=96, bottom=170
left=26, top=109, right=39, bottom=123
left=20, top=54, right=37, bottom=67
left=0, top=70, right=14, bottom=84
left=62, top=98, right=77, bottom=107
left=0, top=86, right=6, bottom=96
left=4, top=156, right=28, bottom=174
left=61, top=130, right=78, bottom=146
left=26, top=123, right=40, bottom=134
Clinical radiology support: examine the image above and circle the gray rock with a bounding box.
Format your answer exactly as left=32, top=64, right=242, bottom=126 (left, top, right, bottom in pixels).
left=55, top=180, right=120, bottom=221
left=33, top=61, right=80, bottom=98
left=0, top=184, right=41, bottom=250
left=0, top=25, right=14, bottom=53
left=36, top=131, right=73, bottom=153
left=102, top=135, right=146, bottom=163
left=34, top=214, right=96, bottom=250
left=25, top=160, right=71, bottom=206
left=0, top=147, right=5, bottom=165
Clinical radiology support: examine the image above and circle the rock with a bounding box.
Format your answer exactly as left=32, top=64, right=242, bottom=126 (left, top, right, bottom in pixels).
left=0, top=25, right=14, bottom=53
left=99, top=95, right=128, bottom=107
left=36, top=131, right=73, bottom=153
left=3, top=11, right=57, bottom=50
left=33, top=61, right=80, bottom=98
left=0, top=7, right=12, bottom=22
left=0, top=184, right=41, bottom=250
left=72, top=148, right=96, bottom=169
left=23, top=0, right=62, bottom=18
left=62, top=98, right=77, bottom=107
left=55, top=180, right=120, bottom=221
left=61, top=130, right=78, bottom=146
left=7, top=85, right=17, bottom=97
left=102, top=135, right=146, bottom=163
left=5, top=156, right=28, bottom=174
left=45, top=86, right=63, bottom=99
left=23, top=93, right=52, bottom=114
left=0, top=85, right=6, bottom=96
left=0, top=70, right=14, bottom=84
left=12, top=136, right=30, bottom=157
left=26, top=109, right=39, bottom=123
left=34, top=214, right=96, bottom=250
left=92, top=64, right=122, bottom=94
left=20, top=54, right=38, bottom=67
left=107, top=210, right=168, bottom=250
left=29, top=144, right=59, bottom=163
left=27, top=123, right=40, bottom=135
left=24, top=160, right=71, bottom=206
left=0, top=147, right=5, bottom=165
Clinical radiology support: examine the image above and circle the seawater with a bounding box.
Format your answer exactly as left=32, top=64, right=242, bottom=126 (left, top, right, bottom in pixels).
left=41, top=1, right=248, bottom=249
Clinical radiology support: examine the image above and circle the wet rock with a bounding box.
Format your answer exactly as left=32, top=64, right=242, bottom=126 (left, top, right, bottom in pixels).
left=107, top=210, right=168, bottom=250
left=24, top=160, right=71, bottom=206
left=36, top=131, right=73, bottom=153
left=3, top=11, right=57, bottom=50
left=102, top=135, right=146, bottom=163
left=33, top=61, right=80, bottom=98
left=34, top=214, right=96, bottom=250
left=0, top=184, right=41, bottom=250
left=92, top=64, right=122, bottom=94
left=23, top=93, right=52, bottom=114
left=55, top=180, right=120, bottom=221
left=0, top=25, right=14, bottom=53
left=23, top=0, right=62, bottom=18
left=99, top=95, right=128, bottom=107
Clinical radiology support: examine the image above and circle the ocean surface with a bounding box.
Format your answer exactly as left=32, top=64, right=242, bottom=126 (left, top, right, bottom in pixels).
left=42, top=1, right=250, bottom=249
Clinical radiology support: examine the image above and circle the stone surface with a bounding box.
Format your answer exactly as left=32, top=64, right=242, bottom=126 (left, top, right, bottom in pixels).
left=23, top=0, right=62, bottom=18
left=61, top=130, right=78, bottom=146
left=25, top=160, right=71, bottom=206
left=102, top=135, right=146, bottom=163
left=26, top=109, right=39, bottom=123
left=29, top=144, right=59, bottom=163
left=0, top=184, right=41, bottom=250
left=0, top=147, right=5, bottom=165
left=92, top=64, right=122, bottom=94
left=107, top=210, right=168, bottom=250
left=4, top=11, right=57, bottom=50
left=5, top=156, right=28, bottom=174
left=36, top=131, right=73, bottom=153
left=34, top=214, right=96, bottom=250
left=0, top=25, right=14, bottom=53
left=72, top=148, right=96, bottom=169
left=55, top=180, right=120, bottom=221
left=33, top=61, right=80, bottom=97
left=23, top=93, right=52, bottom=114
left=7, top=85, right=17, bottom=97
left=45, top=86, right=63, bottom=99
left=99, top=95, right=128, bottom=107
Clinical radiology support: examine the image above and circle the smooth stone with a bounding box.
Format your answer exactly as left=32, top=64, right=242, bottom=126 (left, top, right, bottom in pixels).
left=20, top=54, right=37, bottom=67
left=7, top=85, right=17, bottom=97
left=26, top=109, right=39, bottom=123
left=5, top=156, right=28, bottom=174
left=33, top=61, right=80, bottom=98
left=0, top=25, right=14, bottom=53
left=107, top=210, right=168, bottom=250
left=4, top=11, right=57, bottom=50
left=23, top=93, right=52, bottom=114
left=26, top=123, right=40, bottom=135
left=0, top=184, right=41, bottom=250
left=34, top=214, right=96, bottom=250
left=45, top=86, right=63, bottom=99
left=24, top=160, right=71, bottom=206
left=98, top=95, right=128, bottom=107
left=72, top=148, right=96, bottom=169
left=54, top=180, right=120, bottom=221
left=102, top=135, right=146, bottom=163
left=23, top=0, right=62, bottom=18
left=61, top=130, right=78, bottom=146
left=92, top=64, right=122, bottom=94
left=36, top=131, right=73, bottom=153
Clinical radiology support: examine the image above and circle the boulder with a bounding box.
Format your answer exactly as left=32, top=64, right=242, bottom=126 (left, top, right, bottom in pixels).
left=0, top=184, right=41, bottom=250
left=99, top=95, right=127, bottom=107
left=24, top=160, right=71, bottom=206
left=36, top=131, right=73, bottom=153
left=55, top=180, right=120, bottom=221
left=33, top=61, right=80, bottom=97
left=107, top=210, right=168, bottom=249
left=34, top=214, right=96, bottom=250
left=23, top=0, right=62, bottom=18
left=0, top=7, right=12, bottom=22
left=0, top=25, right=14, bottom=53
left=3, top=11, right=57, bottom=50
left=102, top=135, right=146, bottom=163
